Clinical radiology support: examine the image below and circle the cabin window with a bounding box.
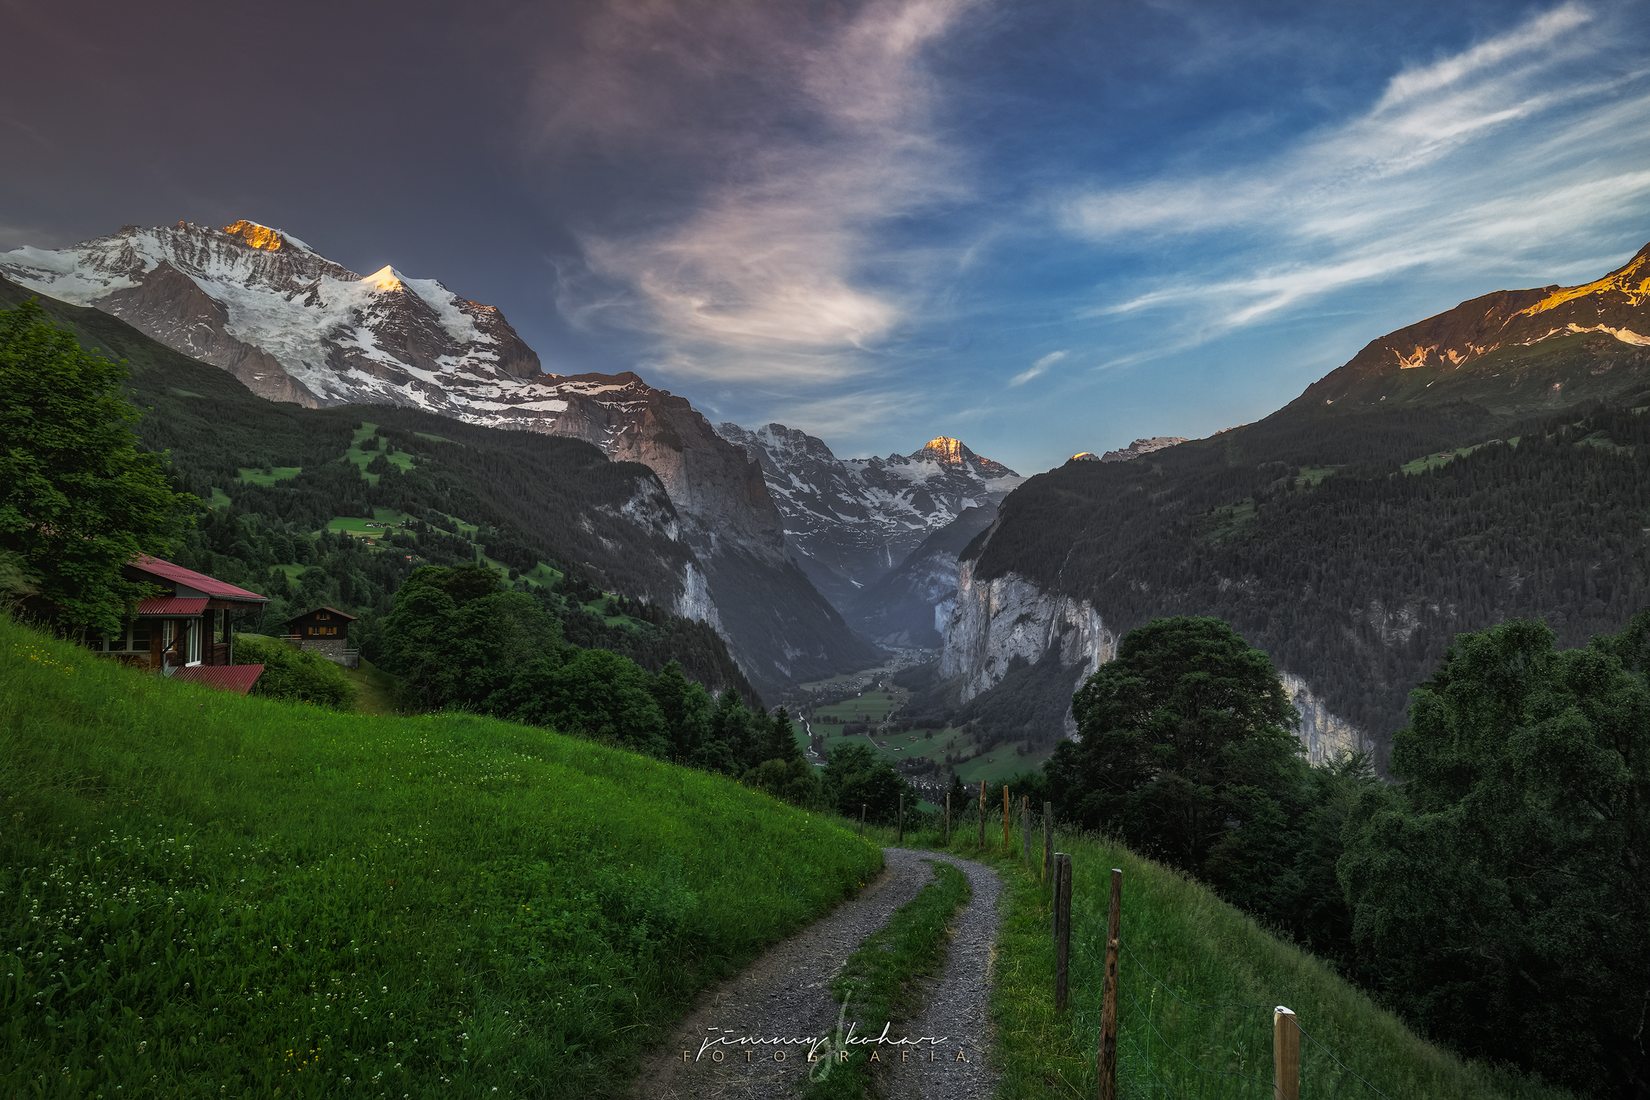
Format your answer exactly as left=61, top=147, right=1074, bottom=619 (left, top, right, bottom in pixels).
left=317, top=611, right=330, bottom=621
left=98, top=620, right=147, bottom=652
left=186, top=619, right=202, bottom=665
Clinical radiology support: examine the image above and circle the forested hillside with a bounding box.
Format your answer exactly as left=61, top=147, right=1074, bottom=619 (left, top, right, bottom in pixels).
left=969, top=388, right=1650, bottom=753
left=0, top=278, right=758, bottom=701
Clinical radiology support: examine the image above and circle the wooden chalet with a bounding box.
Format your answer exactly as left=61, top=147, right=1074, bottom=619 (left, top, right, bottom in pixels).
left=91, top=554, right=269, bottom=693
left=283, top=606, right=359, bottom=667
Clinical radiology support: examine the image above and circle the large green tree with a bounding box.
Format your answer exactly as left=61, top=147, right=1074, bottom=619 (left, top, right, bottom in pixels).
left=822, top=742, right=909, bottom=824
left=1047, top=616, right=1302, bottom=870
left=0, top=301, right=194, bottom=633
left=1339, top=617, right=1650, bottom=1096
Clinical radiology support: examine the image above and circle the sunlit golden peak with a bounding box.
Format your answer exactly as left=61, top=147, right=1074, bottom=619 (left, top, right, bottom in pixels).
left=364, top=265, right=405, bottom=292
left=222, top=219, right=286, bottom=252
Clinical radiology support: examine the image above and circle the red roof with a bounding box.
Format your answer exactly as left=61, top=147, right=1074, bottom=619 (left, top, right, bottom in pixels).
left=171, top=664, right=265, bottom=695
left=131, top=554, right=266, bottom=603
left=135, top=596, right=209, bottom=616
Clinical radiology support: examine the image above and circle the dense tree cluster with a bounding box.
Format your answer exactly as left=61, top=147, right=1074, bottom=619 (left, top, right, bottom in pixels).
left=375, top=566, right=815, bottom=801
left=1044, top=617, right=1372, bottom=960
left=1048, top=612, right=1650, bottom=1097
left=0, top=301, right=194, bottom=634
left=1340, top=616, right=1650, bottom=1097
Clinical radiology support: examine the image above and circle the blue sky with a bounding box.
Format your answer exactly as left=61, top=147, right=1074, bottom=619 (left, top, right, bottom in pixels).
left=3, top=0, right=1648, bottom=473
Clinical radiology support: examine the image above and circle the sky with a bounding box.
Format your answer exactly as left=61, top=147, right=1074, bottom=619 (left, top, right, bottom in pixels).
left=2, top=0, right=1648, bottom=474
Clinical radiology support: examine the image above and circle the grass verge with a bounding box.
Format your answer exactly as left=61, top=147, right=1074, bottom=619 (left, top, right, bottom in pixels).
left=985, top=829, right=1573, bottom=1100
left=805, top=860, right=970, bottom=1100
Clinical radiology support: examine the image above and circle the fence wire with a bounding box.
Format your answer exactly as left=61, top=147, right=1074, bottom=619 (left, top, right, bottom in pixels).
left=1295, top=1018, right=1396, bottom=1100
left=1011, top=812, right=1399, bottom=1100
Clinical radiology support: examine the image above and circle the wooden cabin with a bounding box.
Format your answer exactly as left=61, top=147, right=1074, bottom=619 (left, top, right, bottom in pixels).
left=283, top=606, right=359, bottom=667
left=91, top=554, right=269, bottom=693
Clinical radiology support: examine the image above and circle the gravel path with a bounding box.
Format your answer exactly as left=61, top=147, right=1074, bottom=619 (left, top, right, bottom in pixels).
left=629, top=847, right=1002, bottom=1100
left=883, top=850, right=1003, bottom=1100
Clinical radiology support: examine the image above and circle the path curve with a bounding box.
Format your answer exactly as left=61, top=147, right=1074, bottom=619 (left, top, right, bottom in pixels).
left=629, top=847, right=1002, bottom=1100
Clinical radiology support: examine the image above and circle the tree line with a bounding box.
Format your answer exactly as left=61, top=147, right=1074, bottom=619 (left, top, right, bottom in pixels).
left=1037, top=613, right=1649, bottom=1098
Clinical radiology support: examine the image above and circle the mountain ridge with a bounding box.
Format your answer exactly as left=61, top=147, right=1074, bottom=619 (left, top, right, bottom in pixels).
left=940, top=240, right=1650, bottom=761
left=715, top=421, right=1022, bottom=621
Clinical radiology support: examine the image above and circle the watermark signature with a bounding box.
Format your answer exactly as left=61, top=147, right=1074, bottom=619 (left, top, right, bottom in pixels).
left=681, top=993, right=972, bottom=1081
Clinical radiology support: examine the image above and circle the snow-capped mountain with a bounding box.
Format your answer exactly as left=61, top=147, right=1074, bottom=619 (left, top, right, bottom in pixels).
left=716, top=422, right=1022, bottom=614
left=2, top=220, right=876, bottom=692
left=1068, top=436, right=1187, bottom=464
left=0, top=220, right=540, bottom=407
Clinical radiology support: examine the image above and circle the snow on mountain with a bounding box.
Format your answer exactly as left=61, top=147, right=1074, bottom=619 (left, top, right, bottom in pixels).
left=1067, top=436, right=1187, bottom=464
left=717, top=422, right=1022, bottom=615
left=0, top=219, right=877, bottom=693
left=0, top=220, right=540, bottom=408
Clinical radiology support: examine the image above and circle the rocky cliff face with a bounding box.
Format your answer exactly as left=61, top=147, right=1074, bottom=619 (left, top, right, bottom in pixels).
left=940, top=561, right=1368, bottom=753
left=939, top=561, right=1116, bottom=736
left=1280, top=673, right=1369, bottom=763
left=1, top=220, right=875, bottom=695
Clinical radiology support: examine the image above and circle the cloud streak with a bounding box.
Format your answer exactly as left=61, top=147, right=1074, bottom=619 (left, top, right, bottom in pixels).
left=540, top=0, right=976, bottom=387
left=1062, top=3, right=1650, bottom=338
left=1009, top=348, right=1068, bottom=386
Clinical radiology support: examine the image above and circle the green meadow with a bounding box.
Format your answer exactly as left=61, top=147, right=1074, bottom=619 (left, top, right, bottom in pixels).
left=0, top=617, right=880, bottom=1098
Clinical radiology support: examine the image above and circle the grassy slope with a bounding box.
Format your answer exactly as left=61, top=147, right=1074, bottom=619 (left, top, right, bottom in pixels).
left=0, top=618, right=881, bottom=1098
left=970, top=827, right=1573, bottom=1100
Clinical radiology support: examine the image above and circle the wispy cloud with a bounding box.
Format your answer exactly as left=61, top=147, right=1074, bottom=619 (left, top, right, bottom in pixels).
left=1061, top=2, right=1650, bottom=337
left=1009, top=348, right=1068, bottom=386
left=538, top=0, right=977, bottom=387
left=762, top=386, right=932, bottom=443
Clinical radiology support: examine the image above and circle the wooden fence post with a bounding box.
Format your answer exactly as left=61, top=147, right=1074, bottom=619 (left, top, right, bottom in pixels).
left=897, top=792, right=905, bottom=844
left=1097, top=868, right=1122, bottom=1100
left=944, top=790, right=951, bottom=845
left=1054, top=853, right=1072, bottom=1013
left=977, top=780, right=986, bottom=850
left=1043, top=801, right=1053, bottom=886
left=860, top=803, right=866, bottom=836
left=1273, top=1007, right=1300, bottom=1100
left=1002, top=785, right=1011, bottom=851
left=1020, top=796, right=1031, bottom=866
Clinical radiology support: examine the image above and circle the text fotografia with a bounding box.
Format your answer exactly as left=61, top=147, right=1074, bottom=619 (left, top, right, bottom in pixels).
left=686, top=1023, right=972, bottom=1065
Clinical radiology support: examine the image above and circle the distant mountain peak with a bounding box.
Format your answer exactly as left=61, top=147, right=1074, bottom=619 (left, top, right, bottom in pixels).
left=363, top=264, right=405, bottom=292
left=221, top=218, right=301, bottom=253
left=919, top=435, right=969, bottom=465
left=1102, top=436, right=1186, bottom=462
